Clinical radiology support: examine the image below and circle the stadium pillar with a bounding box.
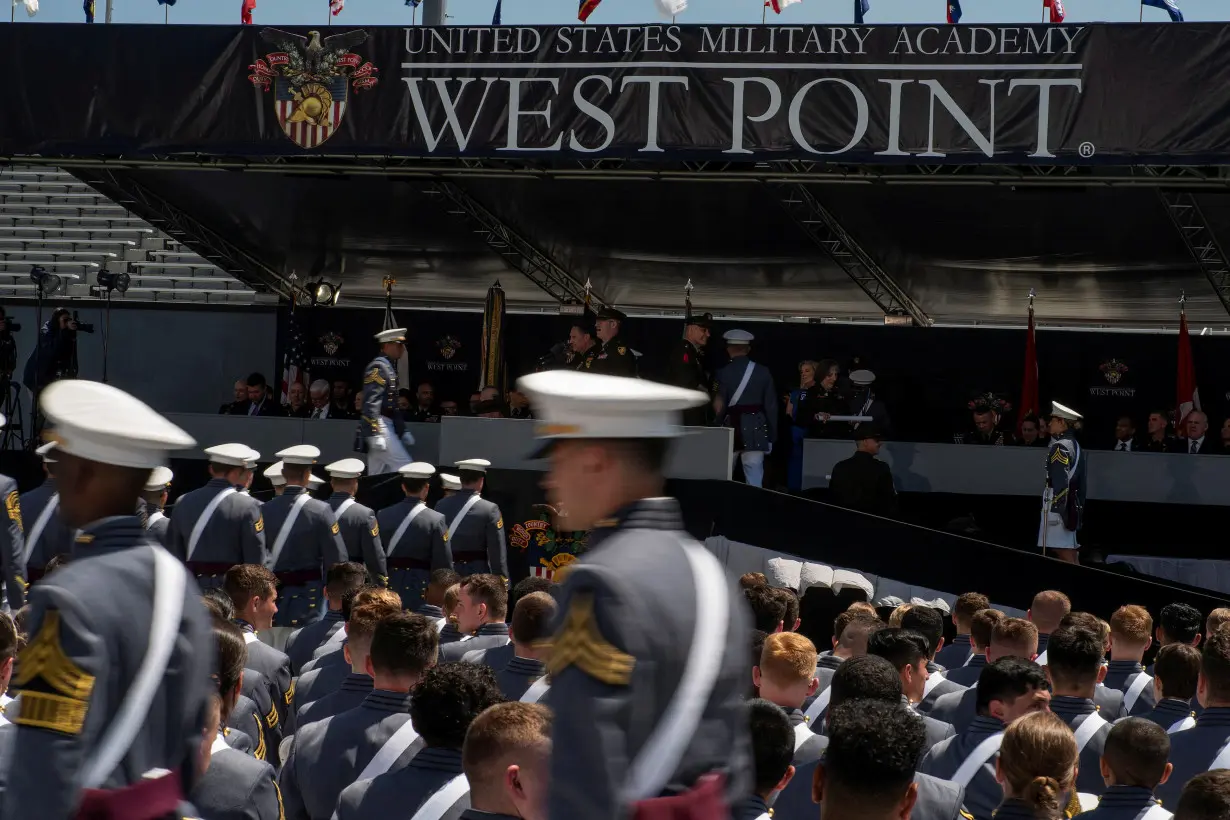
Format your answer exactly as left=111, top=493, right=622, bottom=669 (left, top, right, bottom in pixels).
left=422, top=0, right=447, bottom=25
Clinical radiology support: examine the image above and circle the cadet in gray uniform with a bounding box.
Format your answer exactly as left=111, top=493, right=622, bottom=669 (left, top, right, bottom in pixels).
left=141, top=466, right=173, bottom=546
left=1076, top=719, right=1174, bottom=820
left=3, top=380, right=211, bottom=820
left=714, top=329, right=777, bottom=489
left=452, top=702, right=553, bottom=820
left=464, top=591, right=554, bottom=701
left=166, top=442, right=266, bottom=589
left=1136, top=643, right=1200, bottom=734
left=323, top=458, right=388, bottom=586
left=378, top=462, right=450, bottom=610
left=279, top=612, right=437, bottom=820
left=1044, top=625, right=1113, bottom=797
left=0, top=436, right=26, bottom=610
left=357, top=327, right=413, bottom=475
left=261, top=445, right=347, bottom=628
left=284, top=562, right=365, bottom=676
left=437, top=574, right=510, bottom=663
left=903, top=607, right=969, bottom=711
left=1102, top=605, right=1159, bottom=717
left=333, top=662, right=506, bottom=820
left=919, top=659, right=1051, bottom=820
left=224, top=565, right=293, bottom=738
left=1156, top=628, right=1230, bottom=808
left=434, top=458, right=507, bottom=579
left=20, top=442, right=73, bottom=583
left=517, top=369, right=752, bottom=819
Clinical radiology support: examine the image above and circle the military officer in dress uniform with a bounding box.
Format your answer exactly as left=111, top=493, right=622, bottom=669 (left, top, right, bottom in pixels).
left=0, top=418, right=26, bottom=612
left=142, top=466, right=173, bottom=546
left=664, top=312, right=713, bottom=427
left=3, top=379, right=212, bottom=820
left=1040, top=401, right=1086, bottom=565
left=378, top=462, right=450, bottom=611
left=517, top=369, right=752, bottom=820
left=357, top=327, right=413, bottom=475
left=324, top=458, right=388, bottom=585
left=846, top=369, right=892, bottom=437
left=264, top=461, right=286, bottom=496
left=262, top=445, right=348, bottom=629
left=582, top=307, right=638, bottom=377
left=435, top=458, right=508, bottom=579
left=714, top=329, right=777, bottom=489
left=20, top=441, right=74, bottom=583
left=828, top=424, right=899, bottom=519
left=166, top=443, right=266, bottom=589
left=440, top=473, right=461, bottom=497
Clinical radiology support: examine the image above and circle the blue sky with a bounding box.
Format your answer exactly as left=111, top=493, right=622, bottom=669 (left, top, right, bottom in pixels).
left=8, top=0, right=1225, bottom=26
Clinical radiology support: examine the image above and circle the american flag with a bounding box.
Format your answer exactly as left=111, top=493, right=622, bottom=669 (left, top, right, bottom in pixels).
left=330, top=0, right=343, bottom=14
left=280, top=310, right=308, bottom=403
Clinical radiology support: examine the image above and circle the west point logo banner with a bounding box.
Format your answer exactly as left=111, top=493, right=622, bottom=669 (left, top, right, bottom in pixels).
left=6, top=24, right=1230, bottom=163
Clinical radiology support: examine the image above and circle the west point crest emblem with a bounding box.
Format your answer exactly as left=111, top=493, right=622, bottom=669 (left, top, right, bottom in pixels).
left=1100, top=358, right=1129, bottom=385
left=248, top=28, right=379, bottom=150
left=438, top=335, right=461, bottom=360
left=320, top=331, right=344, bottom=356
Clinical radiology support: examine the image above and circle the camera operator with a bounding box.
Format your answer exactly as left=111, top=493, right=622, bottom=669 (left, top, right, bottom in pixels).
left=22, top=308, right=79, bottom=394
left=0, top=308, right=18, bottom=382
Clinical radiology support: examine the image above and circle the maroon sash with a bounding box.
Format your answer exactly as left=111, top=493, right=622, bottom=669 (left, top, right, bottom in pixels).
left=75, top=769, right=182, bottom=820
left=631, top=773, right=727, bottom=820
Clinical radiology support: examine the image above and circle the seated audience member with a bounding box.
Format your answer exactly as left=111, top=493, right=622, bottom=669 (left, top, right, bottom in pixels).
left=752, top=633, right=827, bottom=764
left=465, top=591, right=555, bottom=702
left=1176, top=770, right=1230, bottom=820
left=1044, top=625, right=1113, bottom=797
left=279, top=612, right=439, bottom=820
left=866, top=629, right=957, bottom=748
left=507, top=576, right=553, bottom=618
left=818, top=699, right=964, bottom=820
left=440, top=574, right=511, bottom=662
left=944, top=609, right=1005, bottom=688
left=993, top=711, right=1091, bottom=819
left=902, top=606, right=967, bottom=708
left=1061, top=611, right=1126, bottom=719
left=740, top=572, right=768, bottom=589
left=1157, top=627, right=1230, bottom=808
left=225, top=565, right=294, bottom=724
left=333, top=663, right=507, bottom=819
left=1028, top=590, right=1072, bottom=661
left=1077, top=718, right=1173, bottom=820
left=887, top=603, right=912, bottom=628
left=1206, top=608, right=1230, bottom=638
left=1156, top=603, right=1203, bottom=660
left=936, top=592, right=991, bottom=670
left=439, top=583, right=464, bottom=646
left=745, top=585, right=788, bottom=634
left=1104, top=604, right=1160, bottom=717
left=419, top=569, right=462, bottom=623
left=813, top=611, right=883, bottom=699
left=773, top=587, right=801, bottom=633
left=736, top=700, right=797, bottom=820
left=928, top=616, right=1040, bottom=732
left=284, top=561, right=366, bottom=676
left=919, top=658, right=1051, bottom=820
left=846, top=600, right=878, bottom=618
left=1140, top=643, right=1201, bottom=734
left=460, top=702, right=553, bottom=820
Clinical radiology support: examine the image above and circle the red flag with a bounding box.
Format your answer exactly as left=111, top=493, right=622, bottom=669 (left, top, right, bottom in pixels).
left=1017, top=302, right=1039, bottom=435
left=578, top=0, right=601, bottom=21
left=1043, top=0, right=1065, bottom=22
left=241, top=0, right=255, bottom=23
left=330, top=0, right=343, bottom=14
left=1176, top=307, right=1200, bottom=433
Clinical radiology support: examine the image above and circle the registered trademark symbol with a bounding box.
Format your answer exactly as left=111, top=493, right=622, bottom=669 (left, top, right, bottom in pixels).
left=1078, top=142, right=1096, bottom=158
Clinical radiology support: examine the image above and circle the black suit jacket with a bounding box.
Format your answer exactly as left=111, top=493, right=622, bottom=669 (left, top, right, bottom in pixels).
left=829, top=451, right=899, bottom=518
left=246, top=398, right=285, bottom=417
left=1168, top=437, right=1223, bottom=455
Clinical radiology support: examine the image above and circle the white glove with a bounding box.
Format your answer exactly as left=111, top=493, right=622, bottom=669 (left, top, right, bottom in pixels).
left=400, top=432, right=416, bottom=449
left=1046, top=512, right=1062, bottom=525
left=767, top=443, right=773, bottom=455
left=370, top=435, right=387, bottom=452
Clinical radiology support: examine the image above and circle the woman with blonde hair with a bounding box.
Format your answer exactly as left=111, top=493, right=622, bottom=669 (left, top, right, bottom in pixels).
left=995, top=711, right=1095, bottom=818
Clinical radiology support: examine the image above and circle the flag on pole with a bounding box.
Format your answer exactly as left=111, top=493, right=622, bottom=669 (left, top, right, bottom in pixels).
left=1043, top=0, right=1065, bottom=22
left=1142, top=0, right=1183, bottom=20
left=578, top=0, right=600, bottom=21
left=83, top=0, right=94, bottom=21
left=157, top=0, right=176, bottom=5
left=1176, top=305, right=1200, bottom=433
left=764, top=0, right=801, bottom=12
left=241, top=0, right=255, bottom=23
left=655, top=0, right=687, bottom=16
left=947, top=0, right=962, bottom=23
left=330, top=0, right=343, bottom=14
left=492, top=0, right=500, bottom=23
left=14, top=0, right=38, bottom=16
left=1017, top=300, right=1039, bottom=436
left=854, top=0, right=869, bottom=24
left=405, top=0, right=421, bottom=5
left=280, top=308, right=308, bottom=405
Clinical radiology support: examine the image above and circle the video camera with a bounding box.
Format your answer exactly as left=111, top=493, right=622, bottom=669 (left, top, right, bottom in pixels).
left=72, top=310, right=94, bottom=334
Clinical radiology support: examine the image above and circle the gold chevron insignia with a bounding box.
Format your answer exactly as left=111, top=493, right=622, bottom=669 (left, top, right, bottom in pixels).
left=547, top=594, right=635, bottom=686
left=255, top=516, right=264, bottom=533
left=13, top=611, right=96, bottom=734
left=5, top=491, right=21, bottom=530
left=252, top=711, right=267, bottom=760
left=330, top=522, right=340, bottom=535
left=265, top=701, right=279, bottom=729
left=284, top=679, right=296, bottom=706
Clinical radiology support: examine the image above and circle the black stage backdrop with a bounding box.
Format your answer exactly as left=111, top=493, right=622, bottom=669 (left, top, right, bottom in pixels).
left=280, top=305, right=1230, bottom=447
left=8, top=24, right=1230, bottom=163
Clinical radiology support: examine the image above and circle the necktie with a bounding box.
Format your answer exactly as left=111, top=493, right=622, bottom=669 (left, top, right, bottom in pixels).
left=249, top=403, right=256, bottom=416
left=1118, top=442, right=1126, bottom=451
left=312, top=408, right=321, bottom=419
left=1191, top=440, right=1199, bottom=454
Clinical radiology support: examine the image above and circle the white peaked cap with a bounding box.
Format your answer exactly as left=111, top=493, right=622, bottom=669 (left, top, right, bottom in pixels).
left=439, top=473, right=461, bottom=490
left=399, top=462, right=436, bottom=479
left=264, top=461, right=286, bottom=486
left=375, top=328, right=407, bottom=344
left=36, top=441, right=57, bottom=463
left=454, top=458, right=492, bottom=473
left=41, top=380, right=194, bottom=470
left=243, top=451, right=261, bottom=470
left=517, top=370, right=706, bottom=452
left=723, top=329, right=754, bottom=344
left=849, top=370, right=876, bottom=386
left=144, top=466, right=174, bottom=492
left=204, top=443, right=257, bottom=467
left=308, top=474, right=325, bottom=489
left=326, top=458, right=366, bottom=479
left=1051, top=401, right=1083, bottom=421
left=276, top=444, right=320, bottom=465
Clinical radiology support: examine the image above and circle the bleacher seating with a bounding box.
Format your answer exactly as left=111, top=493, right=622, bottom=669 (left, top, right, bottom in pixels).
left=0, top=166, right=255, bottom=302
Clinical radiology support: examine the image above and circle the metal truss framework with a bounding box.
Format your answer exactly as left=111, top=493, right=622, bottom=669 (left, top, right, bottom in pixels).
left=68, top=169, right=300, bottom=302
left=772, top=180, right=931, bottom=327
left=1158, top=191, right=1230, bottom=317
left=426, top=180, right=602, bottom=307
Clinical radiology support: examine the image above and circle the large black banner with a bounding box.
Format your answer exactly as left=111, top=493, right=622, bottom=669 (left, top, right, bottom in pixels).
left=6, top=23, right=1230, bottom=163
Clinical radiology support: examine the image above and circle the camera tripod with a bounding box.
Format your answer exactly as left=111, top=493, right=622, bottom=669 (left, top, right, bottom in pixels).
left=0, top=375, right=25, bottom=452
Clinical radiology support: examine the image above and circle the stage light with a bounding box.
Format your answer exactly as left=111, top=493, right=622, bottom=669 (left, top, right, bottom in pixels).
left=29, top=265, right=63, bottom=296
left=97, top=269, right=131, bottom=294
left=310, top=279, right=341, bottom=307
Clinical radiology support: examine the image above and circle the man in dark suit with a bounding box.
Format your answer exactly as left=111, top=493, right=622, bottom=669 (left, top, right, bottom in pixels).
left=244, top=372, right=284, bottom=417
left=1109, top=415, right=1139, bottom=452
left=1171, top=410, right=1221, bottom=454
left=219, top=378, right=250, bottom=415
left=1141, top=409, right=1176, bottom=452
left=828, top=424, right=898, bottom=518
